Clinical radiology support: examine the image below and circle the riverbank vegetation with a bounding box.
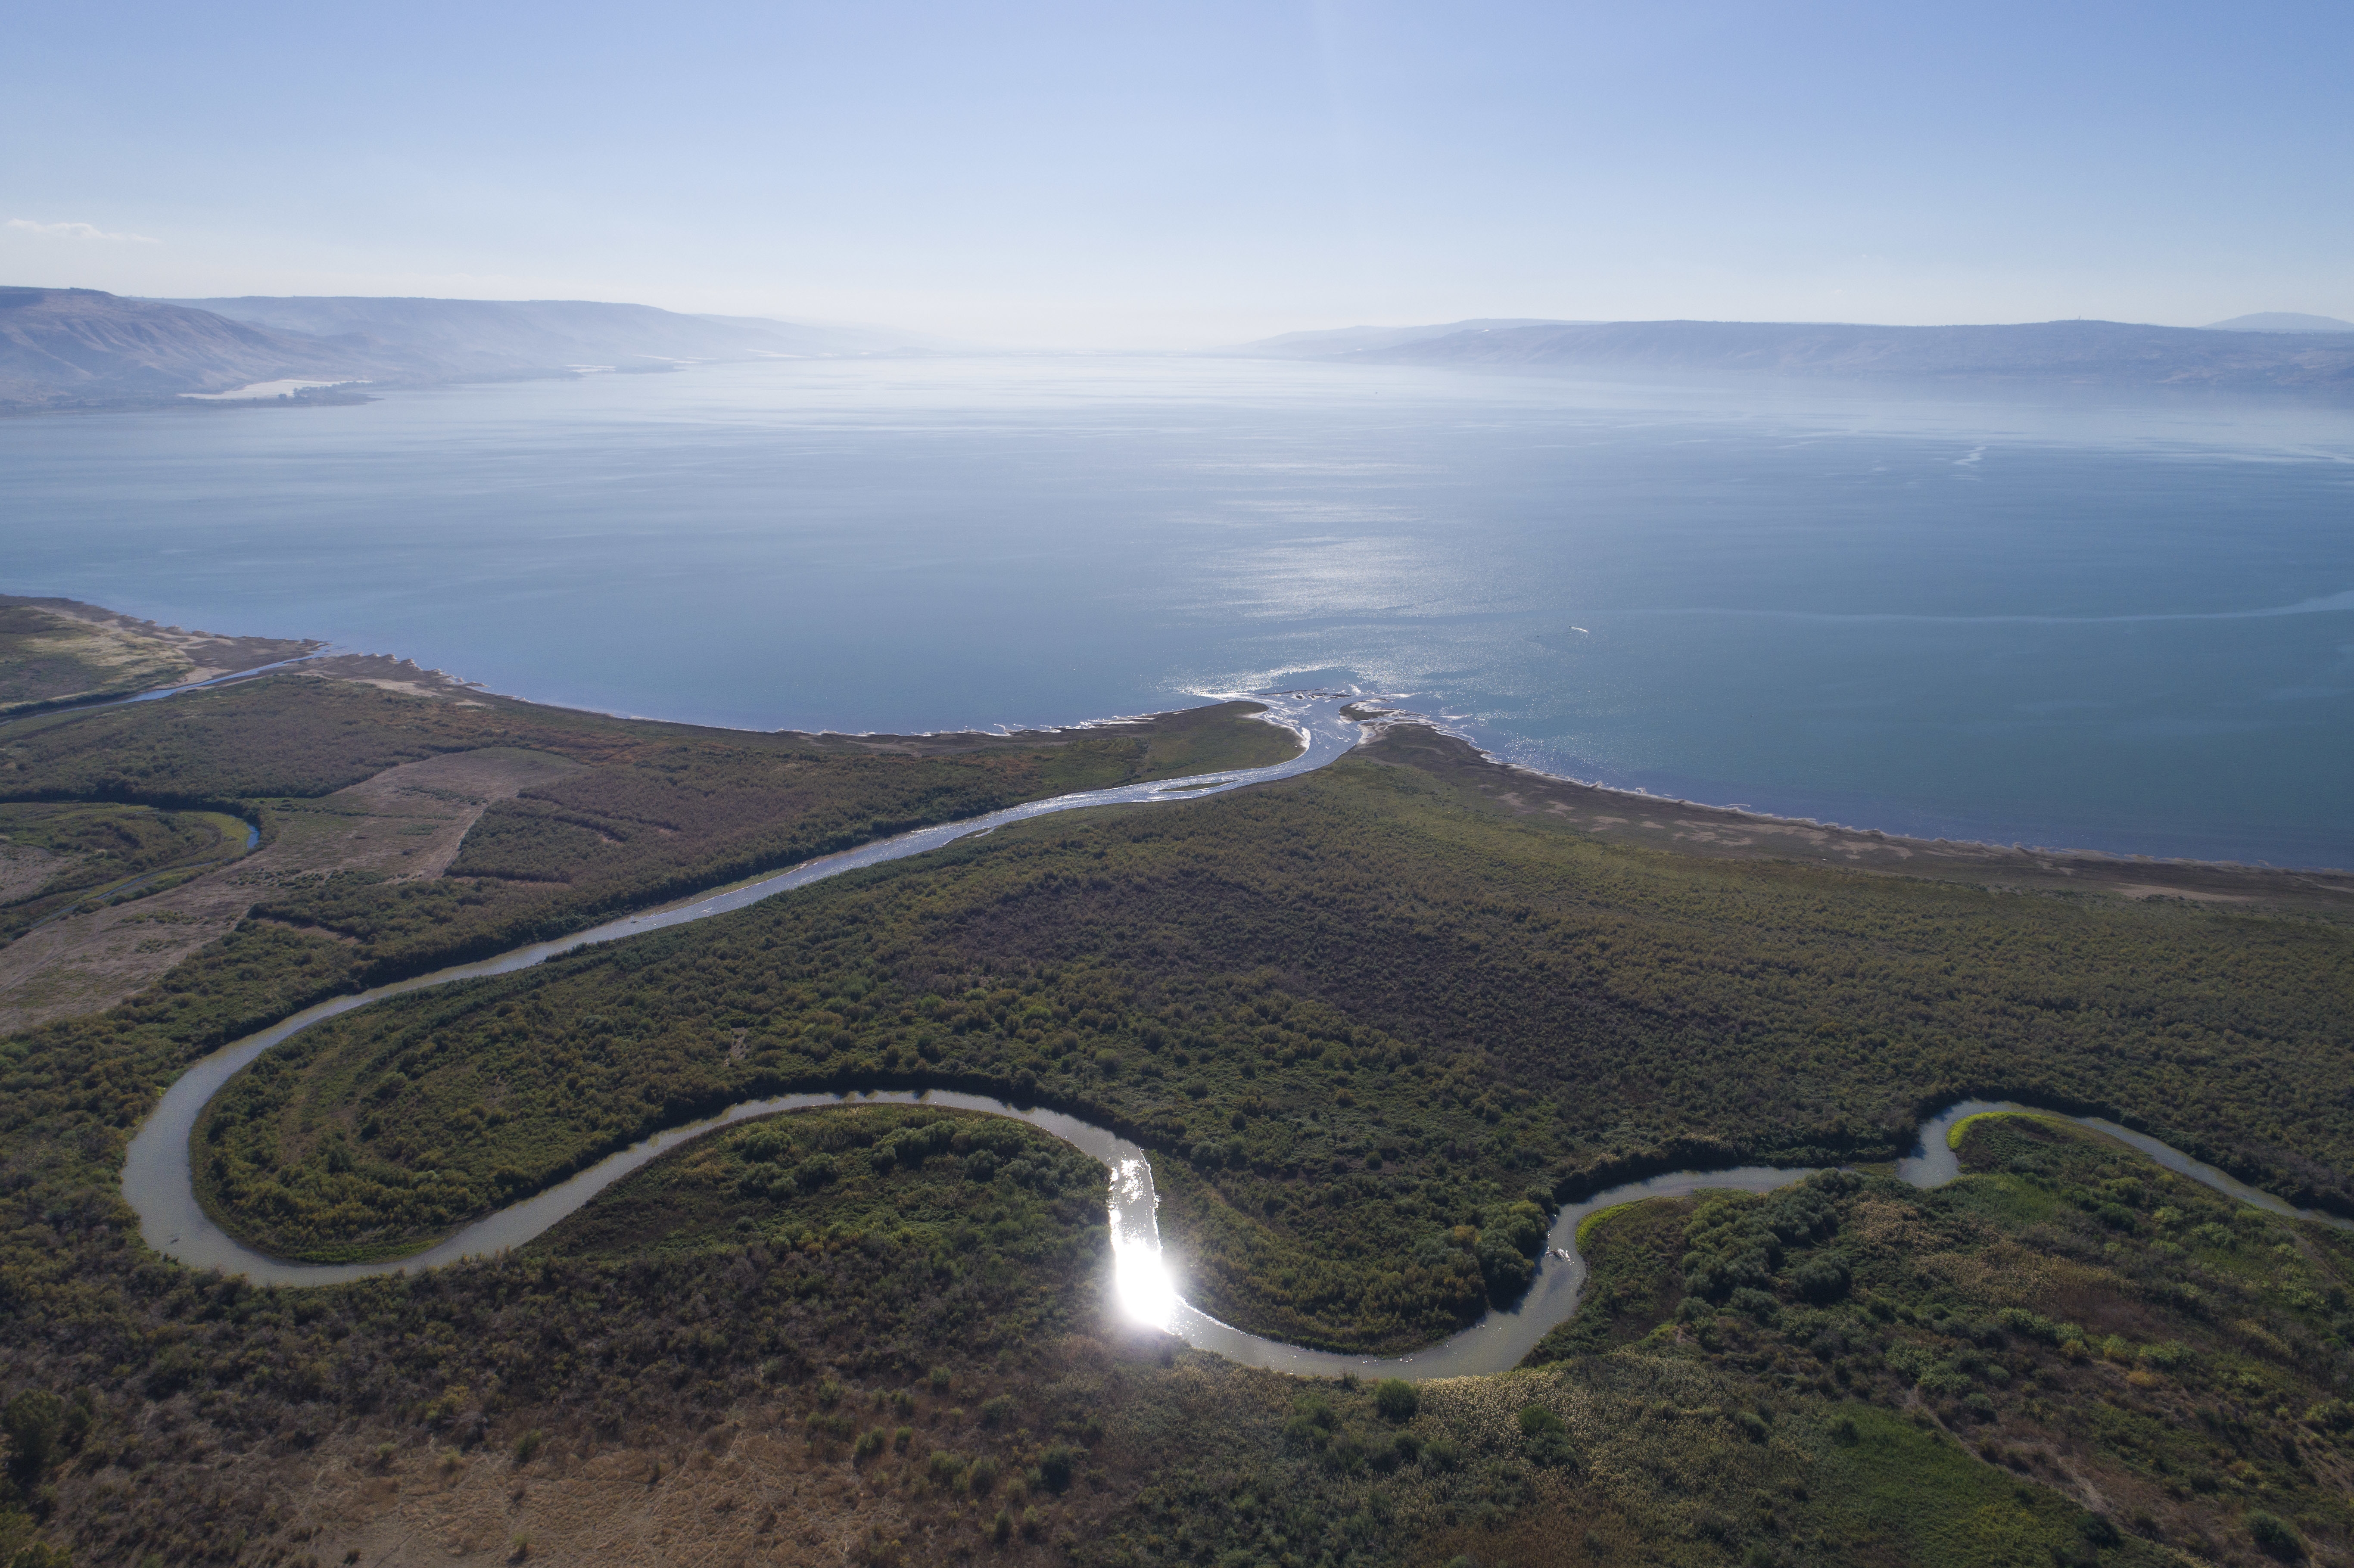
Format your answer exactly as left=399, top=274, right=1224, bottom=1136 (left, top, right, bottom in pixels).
left=187, top=727, right=2354, bottom=1347
left=0, top=802, right=249, bottom=943
left=531, top=1104, right=1110, bottom=1265
left=7, top=638, right=2354, bottom=1563
left=0, top=602, right=190, bottom=715
left=10, top=1091, right=2298, bottom=1565
left=1513, top=1112, right=2354, bottom=1565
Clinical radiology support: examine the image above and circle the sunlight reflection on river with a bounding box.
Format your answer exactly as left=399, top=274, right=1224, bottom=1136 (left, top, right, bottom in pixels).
left=1107, top=1155, right=1179, bottom=1330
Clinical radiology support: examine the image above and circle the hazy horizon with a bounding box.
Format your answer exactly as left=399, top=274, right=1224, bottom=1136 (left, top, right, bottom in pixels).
left=6, top=3, right=2351, bottom=348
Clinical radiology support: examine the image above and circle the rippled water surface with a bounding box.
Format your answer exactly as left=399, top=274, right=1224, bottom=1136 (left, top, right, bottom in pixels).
left=8, top=357, right=2352, bottom=864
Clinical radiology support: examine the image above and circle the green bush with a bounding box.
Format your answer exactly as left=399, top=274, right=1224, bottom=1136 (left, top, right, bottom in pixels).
left=1792, top=1254, right=1850, bottom=1304
left=1517, top=1405, right=1574, bottom=1466
left=1039, top=1442, right=1080, bottom=1493
left=1, top=1392, right=62, bottom=1483
left=2248, top=1511, right=2303, bottom=1560
left=1373, top=1378, right=1418, bottom=1423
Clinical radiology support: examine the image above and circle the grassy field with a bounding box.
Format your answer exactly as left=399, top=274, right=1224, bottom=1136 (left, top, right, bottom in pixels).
left=0, top=602, right=189, bottom=714
left=186, top=725, right=2354, bottom=1347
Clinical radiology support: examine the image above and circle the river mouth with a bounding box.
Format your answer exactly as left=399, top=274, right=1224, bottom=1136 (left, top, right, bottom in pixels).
left=118, top=690, right=2352, bottom=1379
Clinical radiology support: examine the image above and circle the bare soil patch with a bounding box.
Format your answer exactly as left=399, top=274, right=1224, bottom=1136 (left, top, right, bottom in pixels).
left=0, top=840, right=66, bottom=903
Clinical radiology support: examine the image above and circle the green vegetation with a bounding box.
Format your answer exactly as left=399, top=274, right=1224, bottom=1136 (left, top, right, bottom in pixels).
left=0, top=672, right=1292, bottom=1203
left=4, top=1086, right=2264, bottom=1568
left=189, top=732, right=2354, bottom=1349
left=0, top=1094, right=1137, bottom=1563
left=7, top=641, right=2354, bottom=1564
left=532, top=1103, right=1108, bottom=1269
left=1511, top=1112, right=2354, bottom=1563
left=0, top=803, right=249, bottom=942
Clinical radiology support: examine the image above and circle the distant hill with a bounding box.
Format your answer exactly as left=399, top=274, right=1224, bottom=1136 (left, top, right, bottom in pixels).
left=1219, top=318, right=1581, bottom=358
left=163, top=296, right=917, bottom=381
left=0, top=287, right=391, bottom=410
left=2202, top=312, right=2354, bottom=333
left=1342, top=318, right=2354, bottom=393
left=0, top=288, right=925, bottom=412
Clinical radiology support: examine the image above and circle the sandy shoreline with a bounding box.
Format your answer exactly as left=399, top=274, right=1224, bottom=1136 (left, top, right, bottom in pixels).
left=1353, top=713, right=2354, bottom=915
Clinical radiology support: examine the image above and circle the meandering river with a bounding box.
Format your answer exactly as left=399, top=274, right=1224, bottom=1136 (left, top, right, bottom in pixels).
left=119, top=692, right=2350, bottom=1379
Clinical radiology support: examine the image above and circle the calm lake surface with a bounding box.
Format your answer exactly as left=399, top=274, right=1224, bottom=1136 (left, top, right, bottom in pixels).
left=6, top=356, right=2351, bottom=866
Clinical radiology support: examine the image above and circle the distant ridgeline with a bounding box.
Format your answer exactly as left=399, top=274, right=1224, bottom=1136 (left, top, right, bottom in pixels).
left=1227, top=314, right=2354, bottom=393
left=10, top=285, right=2354, bottom=411
left=0, top=286, right=922, bottom=411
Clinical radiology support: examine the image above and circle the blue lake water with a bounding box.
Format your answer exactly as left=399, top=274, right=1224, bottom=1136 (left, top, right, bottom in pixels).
left=5, top=356, right=2351, bottom=866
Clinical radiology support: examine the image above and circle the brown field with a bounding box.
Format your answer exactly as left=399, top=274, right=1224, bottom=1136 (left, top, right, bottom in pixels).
left=0, top=747, right=576, bottom=1033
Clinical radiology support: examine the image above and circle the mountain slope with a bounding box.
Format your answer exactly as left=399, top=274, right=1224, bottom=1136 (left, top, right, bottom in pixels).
left=0, top=287, right=382, bottom=410
left=1353, top=317, right=2354, bottom=392
left=165, top=296, right=915, bottom=379
left=0, top=288, right=928, bottom=411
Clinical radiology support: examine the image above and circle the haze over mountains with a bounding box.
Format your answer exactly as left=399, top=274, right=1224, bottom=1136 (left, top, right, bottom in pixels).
left=1218, top=318, right=1585, bottom=358
left=0, top=287, right=922, bottom=411
left=2204, top=312, right=2354, bottom=333
left=8, top=285, right=2354, bottom=412
left=1227, top=316, right=2354, bottom=393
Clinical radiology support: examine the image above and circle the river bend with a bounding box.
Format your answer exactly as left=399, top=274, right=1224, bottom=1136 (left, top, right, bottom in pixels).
left=119, top=695, right=2348, bottom=1379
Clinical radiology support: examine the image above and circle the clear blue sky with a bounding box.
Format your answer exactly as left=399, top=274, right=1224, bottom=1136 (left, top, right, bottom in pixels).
left=5, top=2, right=2348, bottom=345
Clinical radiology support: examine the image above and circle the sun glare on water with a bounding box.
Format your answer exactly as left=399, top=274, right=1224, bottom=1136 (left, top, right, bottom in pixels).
left=1107, top=1157, right=1178, bottom=1330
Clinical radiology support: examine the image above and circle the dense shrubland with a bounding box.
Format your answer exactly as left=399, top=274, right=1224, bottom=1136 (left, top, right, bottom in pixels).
left=1513, top=1113, right=2354, bottom=1565
left=0, top=1099, right=1136, bottom=1564
left=533, top=1104, right=1110, bottom=1264
left=7, top=669, right=2354, bottom=1562
left=192, top=739, right=2354, bottom=1347
left=14, top=1103, right=2296, bottom=1567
